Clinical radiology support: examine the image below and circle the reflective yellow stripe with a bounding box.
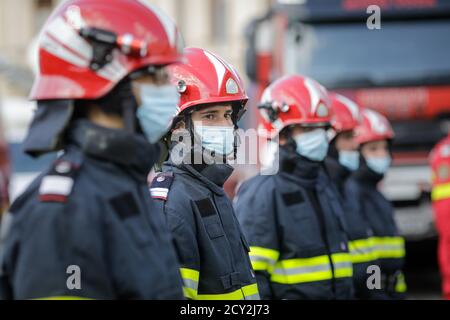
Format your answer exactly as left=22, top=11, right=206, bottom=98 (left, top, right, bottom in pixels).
left=372, top=237, right=405, bottom=259
left=349, top=238, right=378, bottom=264
left=183, top=287, right=198, bottom=300
left=34, top=296, right=93, bottom=300
left=270, top=253, right=352, bottom=284
left=180, top=268, right=200, bottom=300
left=395, top=272, right=407, bottom=293
left=242, top=283, right=260, bottom=300
left=180, top=267, right=200, bottom=282
left=432, top=182, right=450, bottom=201
left=249, top=246, right=280, bottom=272
left=196, top=283, right=259, bottom=300
left=331, top=252, right=353, bottom=278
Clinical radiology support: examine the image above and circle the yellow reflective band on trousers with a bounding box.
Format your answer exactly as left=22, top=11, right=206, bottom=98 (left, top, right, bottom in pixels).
left=432, top=182, right=450, bottom=201
left=348, top=238, right=378, bottom=264
left=249, top=246, right=280, bottom=273
left=372, top=237, right=405, bottom=259
left=197, top=283, right=260, bottom=300
left=270, top=252, right=353, bottom=284
left=180, top=268, right=260, bottom=300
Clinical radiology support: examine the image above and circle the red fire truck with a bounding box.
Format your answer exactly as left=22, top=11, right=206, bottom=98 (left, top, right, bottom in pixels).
left=242, top=0, right=450, bottom=242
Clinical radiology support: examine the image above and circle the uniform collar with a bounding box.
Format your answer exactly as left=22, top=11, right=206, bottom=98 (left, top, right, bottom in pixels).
left=279, top=146, right=321, bottom=188
left=163, top=159, right=233, bottom=195
left=353, top=162, right=384, bottom=187
left=324, top=157, right=351, bottom=190
left=68, top=120, right=159, bottom=180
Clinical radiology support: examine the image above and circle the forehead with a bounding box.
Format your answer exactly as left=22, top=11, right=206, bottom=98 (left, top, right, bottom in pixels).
left=364, top=139, right=388, bottom=148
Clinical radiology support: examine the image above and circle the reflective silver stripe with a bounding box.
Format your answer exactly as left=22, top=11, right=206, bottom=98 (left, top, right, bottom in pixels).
left=245, top=292, right=261, bottom=300
left=272, top=263, right=331, bottom=276
left=375, top=244, right=403, bottom=251
left=333, top=261, right=352, bottom=270
left=351, top=246, right=376, bottom=255
left=182, top=278, right=199, bottom=292
left=250, top=255, right=276, bottom=265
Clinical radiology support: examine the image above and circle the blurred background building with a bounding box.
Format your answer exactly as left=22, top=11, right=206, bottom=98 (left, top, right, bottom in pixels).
left=0, top=0, right=272, bottom=200
left=0, top=0, right=271, bottom=97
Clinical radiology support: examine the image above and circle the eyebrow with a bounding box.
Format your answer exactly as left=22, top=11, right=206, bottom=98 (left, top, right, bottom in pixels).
left=199, top=109, right=233, bottom=114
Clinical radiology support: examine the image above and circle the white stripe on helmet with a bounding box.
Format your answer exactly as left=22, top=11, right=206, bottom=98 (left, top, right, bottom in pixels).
left=46, top=16, right=92, bottom=61
left=40, top=32, right=89, bottom=68
left=138, top=0, right=176, bottom=46
left=336, top=94, right=360, bottom=121
left=365, top=109, right=388, bottom=134
left=304, top=77, right=322, bottom=114
left=204, top=51, right=226, bottom=92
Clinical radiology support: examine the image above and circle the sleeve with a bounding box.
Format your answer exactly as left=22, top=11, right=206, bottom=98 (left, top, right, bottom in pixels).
left=234, top=179, right=280, bottom=299
left=0, top=212, right=15, bottom=299
left=164, top=204, right=201, bottom=300
left=1, top=195, right=111, bottom=300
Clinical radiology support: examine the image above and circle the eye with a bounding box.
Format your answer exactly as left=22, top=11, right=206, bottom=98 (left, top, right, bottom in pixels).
left=203, top=114, right=215, bottom=120
left=225, top=113, right=232, bottom=119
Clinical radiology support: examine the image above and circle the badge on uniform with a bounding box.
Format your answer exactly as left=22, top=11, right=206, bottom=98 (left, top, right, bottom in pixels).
left=39, top=160, right=79, bottom=203
left=150, top=172, right=174, bottom=201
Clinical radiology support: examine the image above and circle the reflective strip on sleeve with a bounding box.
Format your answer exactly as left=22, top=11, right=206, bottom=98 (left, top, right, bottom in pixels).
left=270, top=255, right=332, bottom=284
left=249, top=246, right=280, bottom=272
left=348, top=238, right=378, bottom=264
left=331, top=252, right=353, bottom=279
left=432, top=182, right=450, bottom=201
left=196, top=283, right=260, bottom=300
left=270, top=252, right=353, bottom=284
left=372, top=237, right=405, bottom=259
left=180, top=267, right=200, bottom=300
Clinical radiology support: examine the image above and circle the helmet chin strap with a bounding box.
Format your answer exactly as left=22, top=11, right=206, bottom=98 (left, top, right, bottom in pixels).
left=122, top=96, right=138, bottom=134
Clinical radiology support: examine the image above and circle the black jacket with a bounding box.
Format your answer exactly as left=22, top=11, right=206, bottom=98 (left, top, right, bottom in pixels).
left=235, top=147, right=354, bottom=300
left=150, top=160, right=259, bottom=300
left=0, top=120, right=184, bottom=299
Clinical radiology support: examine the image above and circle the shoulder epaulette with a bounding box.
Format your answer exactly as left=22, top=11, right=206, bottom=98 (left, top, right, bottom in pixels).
left=149, top=172, right=174, bottom=201
left=39, top=159, right=80, bottom=203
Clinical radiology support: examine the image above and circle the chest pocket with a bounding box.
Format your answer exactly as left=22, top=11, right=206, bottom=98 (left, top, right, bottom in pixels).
left=280, top=190, right=324, bottom=252
left=110, top=192, right=154, bottom=247
left=194, top=198, right=225, bottom=239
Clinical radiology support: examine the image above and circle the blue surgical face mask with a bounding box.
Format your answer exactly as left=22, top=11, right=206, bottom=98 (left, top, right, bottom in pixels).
left=366, top=156, right=391, bottom=175
left=294, top=128, right=329, bottom=162
left=339, top=150, right=360, bottom=171
left=194, top=125, right=235, bottom=156
left=136, top=84, right=179, bottom=143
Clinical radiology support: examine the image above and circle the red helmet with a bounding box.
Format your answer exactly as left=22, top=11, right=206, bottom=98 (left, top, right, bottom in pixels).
left=258, top=75, right=331, bottom=139
left=329, top=93, right=361, bottom=133
left=168, top=47, right=248, bottom=115
left=30, top=0, right=183, bottom=101
left=355, top=108, right=395, bottom=145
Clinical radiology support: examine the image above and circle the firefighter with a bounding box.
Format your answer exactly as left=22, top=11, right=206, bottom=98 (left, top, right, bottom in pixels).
left=149, top=47, right=259, bottom=300
left=430, top=134, right=450, bottom=300
left=325, top=94, right=385, bottom=299
left=234, top=75, right=354, bottom=300
left=0, top=0, right=185, bottom=299
left=347, top=108, right=407, bottom=299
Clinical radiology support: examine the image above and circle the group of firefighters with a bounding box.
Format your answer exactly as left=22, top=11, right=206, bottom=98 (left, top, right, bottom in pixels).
left=0, top=0, right=448, bottom=300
